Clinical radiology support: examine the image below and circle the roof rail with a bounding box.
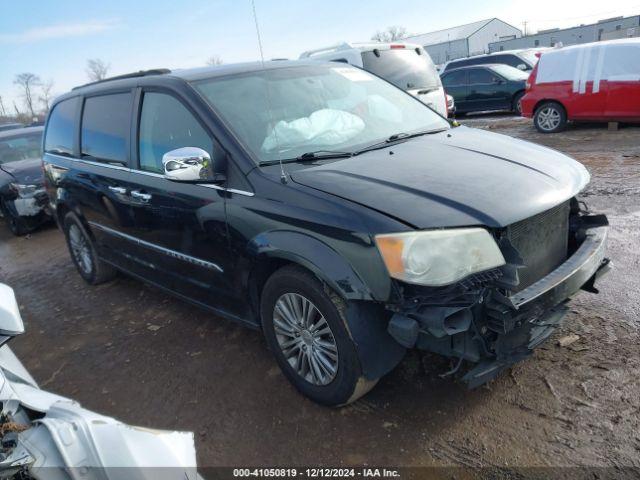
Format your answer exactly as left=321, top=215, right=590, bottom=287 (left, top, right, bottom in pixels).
left=72, top=69, right=171, bottom=90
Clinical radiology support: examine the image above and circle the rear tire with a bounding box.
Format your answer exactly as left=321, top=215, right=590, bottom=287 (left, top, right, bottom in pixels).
left=261, top=265, right=377, bottom=406
left=534, top=101, right=567, bottom=133
left=63, top=213, right=116, bottom=285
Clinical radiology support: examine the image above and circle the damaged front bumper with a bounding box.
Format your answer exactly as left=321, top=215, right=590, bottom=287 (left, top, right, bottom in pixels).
left=13, top=193, right=47, bottom=217
left=387, top=220, right=611, bottom=387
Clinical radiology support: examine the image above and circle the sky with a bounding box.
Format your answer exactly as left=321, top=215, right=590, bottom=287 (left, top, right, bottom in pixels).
left=2, top=0, right=639, bottom=113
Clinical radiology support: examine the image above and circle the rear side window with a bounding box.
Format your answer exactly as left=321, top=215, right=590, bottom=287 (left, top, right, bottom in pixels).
left=469, top=69, right=497, bottom=84
left=138, top=92, right=213, bottom=173
left=45, top=97, right=79, bottom=155
left=81, top=93, right=131, bottom=164
left=442, top=70, right=467, bottom=87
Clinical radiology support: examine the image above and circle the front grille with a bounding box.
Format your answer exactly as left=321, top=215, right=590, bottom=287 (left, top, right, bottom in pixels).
left=506, top=201, right=570, bottom=292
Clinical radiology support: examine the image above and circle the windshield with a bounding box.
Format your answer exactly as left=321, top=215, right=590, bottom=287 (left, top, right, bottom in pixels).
left=491, top=64, right=530, bottom=81
left=0, top=132, right=42, bottom=165
left=519, top=51, right=540, bottom=67
left=361, top=48, right=441, bottom=91
left=193, top=64, right=449, bottom=164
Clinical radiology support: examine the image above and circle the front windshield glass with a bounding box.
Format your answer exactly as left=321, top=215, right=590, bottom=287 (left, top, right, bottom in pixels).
left=519, top=51, right=540, bottom=68
left=0, top=132, right=42, bottom=165
left=491, top=64, right=530, bottom=81
left=361, top=48, right=441, bottom=90
left=194, top=64, right=449, bottom=164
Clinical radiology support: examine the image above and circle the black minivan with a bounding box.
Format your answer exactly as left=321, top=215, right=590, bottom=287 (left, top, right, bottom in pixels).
left=43, top=61, right=610, bottom=406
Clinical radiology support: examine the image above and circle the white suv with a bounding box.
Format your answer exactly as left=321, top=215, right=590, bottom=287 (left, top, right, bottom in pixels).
left=300, top=42, right=448, bottom=117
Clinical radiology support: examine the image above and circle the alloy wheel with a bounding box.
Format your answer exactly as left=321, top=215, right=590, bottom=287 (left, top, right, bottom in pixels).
left=273, top=292, right=339, bottom=386
left=537, top=107, right=561, bottom=131
left=68, top=224, right=93, bottom=275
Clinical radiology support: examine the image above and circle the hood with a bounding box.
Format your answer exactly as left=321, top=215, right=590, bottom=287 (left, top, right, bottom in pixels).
left=290, top=126, right=589, bottom=229
left=0, top=158, right=44, bottom=185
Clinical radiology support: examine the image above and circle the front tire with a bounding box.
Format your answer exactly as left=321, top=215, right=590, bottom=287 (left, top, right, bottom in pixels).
left=534, top=101, right=567, bottom=133
left=261, top=265, right=377, bottom=406
left=512, top=91, right=525, bottom=115
left=63, top=213, right=116, bottom=285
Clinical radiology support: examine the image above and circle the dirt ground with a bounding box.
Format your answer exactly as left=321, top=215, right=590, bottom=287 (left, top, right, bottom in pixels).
left=1, top=115, right=639, bottom=475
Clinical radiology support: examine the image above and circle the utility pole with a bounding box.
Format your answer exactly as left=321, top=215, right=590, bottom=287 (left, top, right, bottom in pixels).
left=523, top=20, right=528, bottom=36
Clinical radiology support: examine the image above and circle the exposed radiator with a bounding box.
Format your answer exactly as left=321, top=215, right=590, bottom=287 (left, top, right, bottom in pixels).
left=507, top=201, right=570, bottom=291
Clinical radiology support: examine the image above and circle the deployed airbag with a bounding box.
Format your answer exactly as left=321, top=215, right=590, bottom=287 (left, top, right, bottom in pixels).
left=261, top=109, right=365, bottom=152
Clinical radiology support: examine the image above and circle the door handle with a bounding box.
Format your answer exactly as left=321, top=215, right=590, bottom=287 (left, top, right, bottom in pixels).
left=131, top=190, right=152, bottom=202
left=108, top=186, right=127, bottom=194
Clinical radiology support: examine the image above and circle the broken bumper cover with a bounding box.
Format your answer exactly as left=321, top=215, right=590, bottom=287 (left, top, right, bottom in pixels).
left=388, top=225, right=610, bottom=387
left=463, top=225, right=610, bottom=387
left=9, top=190, right=51, bottom=220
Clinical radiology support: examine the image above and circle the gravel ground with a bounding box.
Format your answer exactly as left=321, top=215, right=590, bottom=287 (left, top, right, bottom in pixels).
left=1, top=114, right=638, bottom=476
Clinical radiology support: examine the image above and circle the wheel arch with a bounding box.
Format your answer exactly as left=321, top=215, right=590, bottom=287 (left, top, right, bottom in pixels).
left=512, top=89, right=526, bottom=104
left=533, top=98, right=567, bottom=117
left=248, top=231, right=405, bottom=381
left=54, top=194, right=97, bottom=243
left=247, top=231, right=388, bottom=310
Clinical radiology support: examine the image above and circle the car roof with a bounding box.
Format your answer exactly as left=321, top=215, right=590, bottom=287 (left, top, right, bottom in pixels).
left=442, top=63, right=516, bottom=74
left=449, top=50, right=526, bottom=63
left=0, top=126, right=43, bottom=140
left=53, top=60, right=355, bottom=103
left=170, top=59, right=329, bottom=82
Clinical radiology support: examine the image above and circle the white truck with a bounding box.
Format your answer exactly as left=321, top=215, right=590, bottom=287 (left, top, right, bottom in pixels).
left=300, top=42, right=448, bottom=117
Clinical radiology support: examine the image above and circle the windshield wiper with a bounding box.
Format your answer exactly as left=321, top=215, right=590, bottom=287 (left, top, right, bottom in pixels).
left=259, top=150, right=352, bottom=166
left=353, top=128, right=448, bottom=156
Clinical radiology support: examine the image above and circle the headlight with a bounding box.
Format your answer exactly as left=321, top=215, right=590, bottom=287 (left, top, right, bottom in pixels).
left=10, top=183, right=40, bottom=198
left=375, top=228, right=505, bottom=286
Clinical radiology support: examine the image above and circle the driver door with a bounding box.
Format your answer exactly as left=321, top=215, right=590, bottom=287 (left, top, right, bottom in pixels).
left=467, top=68, right=509, bottom=111
left=124, top=89, right=241, bottom=316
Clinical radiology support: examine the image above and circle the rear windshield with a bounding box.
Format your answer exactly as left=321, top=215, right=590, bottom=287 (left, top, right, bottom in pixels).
left=0, top=132, right=42, bottom=165
left=361, top=48, right=441, bottom=91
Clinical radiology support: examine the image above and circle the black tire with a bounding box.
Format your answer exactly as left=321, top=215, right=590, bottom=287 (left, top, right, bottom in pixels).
left=512, top=91, right=525, bottom=115
left=63, top=212, right=116, bottom=285
left=261, top=265, right=377, bottom=406
left=533, top=101, right=567, bottom=133
left=1, top=199, right=29, bottom=236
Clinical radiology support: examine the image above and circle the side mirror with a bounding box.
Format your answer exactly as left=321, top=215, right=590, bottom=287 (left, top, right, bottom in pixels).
left=517, top=63, right=528, bottom=71
left=163, top=147, right=220, bottom=183
left=0, top=284, right=25, bottom=346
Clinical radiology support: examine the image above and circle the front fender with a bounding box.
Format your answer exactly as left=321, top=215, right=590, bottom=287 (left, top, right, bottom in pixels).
left=248, top=230, right=392, bottom=302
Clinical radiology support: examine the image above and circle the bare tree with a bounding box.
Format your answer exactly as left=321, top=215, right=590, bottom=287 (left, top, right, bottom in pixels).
left=0, top=96, right=6, bottom=117
left=86, top=58, right=110, bottom=81
left=14, top=73, right=41, bottom=118
left=371, top=26, right=408, bottom=42
left=206, top=55, right=223, bottom=66
left=40, top=79, right=55, bottom=112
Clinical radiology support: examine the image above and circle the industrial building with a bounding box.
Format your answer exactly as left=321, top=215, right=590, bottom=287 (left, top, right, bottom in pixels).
left=489, top=15, right=640, bottom=52
left=403, top=18, right=522, bottom=65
